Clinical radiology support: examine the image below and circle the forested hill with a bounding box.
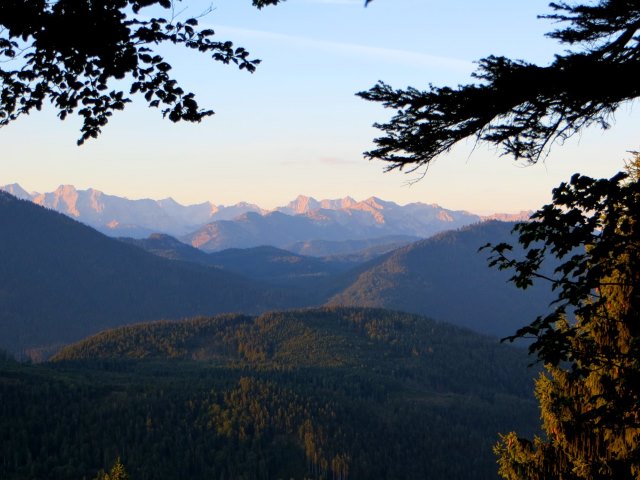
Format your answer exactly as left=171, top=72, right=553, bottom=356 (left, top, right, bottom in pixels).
left=0, top=307, right=539, bottom=480
left=329, top=221, right=554, bottom=338
left=0, top=192, right=299, bottom=357
left=53, top=306, right=532, bottom=396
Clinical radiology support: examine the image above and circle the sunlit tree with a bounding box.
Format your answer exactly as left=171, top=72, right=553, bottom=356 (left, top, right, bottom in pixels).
left=490, top=157, right=640, bottom=479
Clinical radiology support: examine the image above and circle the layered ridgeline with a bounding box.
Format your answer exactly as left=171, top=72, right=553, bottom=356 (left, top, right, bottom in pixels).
left=2, top=307, right=539, bottom=480
left=0, top=190, right=543, bottom=357
left=329, top=221, right=554, bottom=339
left=285, top=235, right=419, bottom=258
left=182, top=197, right=481, bottom=252
left=118, top=221, right=552, bottom=339
left=0, top=192, right=299, bottom=357
left=2, top=184, right=501, bottom=248
left=119, top=236, right=358, bottom=284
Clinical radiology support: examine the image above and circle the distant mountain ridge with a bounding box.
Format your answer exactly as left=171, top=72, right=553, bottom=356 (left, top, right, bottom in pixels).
left=183, top=196, right=485, bottom=252
left=1, top=183, right=265, bottom=237
left=1, top=184, right=531, bottom=250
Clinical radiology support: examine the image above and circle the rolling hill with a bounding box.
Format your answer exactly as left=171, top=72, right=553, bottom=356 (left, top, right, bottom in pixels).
left=0, top=307, right=541, bottom=480
left=54, top=307, right=529, bottom=381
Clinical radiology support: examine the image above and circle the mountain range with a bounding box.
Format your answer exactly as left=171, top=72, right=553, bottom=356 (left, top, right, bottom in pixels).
left=1, top=183, right=531, bottom=251
left=0, top=183, right=263, bottom=238
left=0, top=188, right=547, bottom=357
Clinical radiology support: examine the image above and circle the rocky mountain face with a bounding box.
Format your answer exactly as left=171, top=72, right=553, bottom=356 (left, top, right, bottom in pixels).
left=1, top=184, right=264, bottom=237
left=2, top=184, right=529, bottom=253
left=184, top=196, right=483, bottom=252
left=0, top=183, right=32, bottom=200
left=481, top=211, right=533, bottom=222
left=1, top=184, right=486, bottom=243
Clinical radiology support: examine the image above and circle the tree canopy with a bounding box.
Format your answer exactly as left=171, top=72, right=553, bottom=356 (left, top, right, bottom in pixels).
left=358, top=1, right=640, bottom=171
left=95, top=458, right=130, bottom=480
left=485, top=157, right=640, bottom=364
left=0, top=0, right=284, bottom=145
left=490, top=158, right=640, bottom=479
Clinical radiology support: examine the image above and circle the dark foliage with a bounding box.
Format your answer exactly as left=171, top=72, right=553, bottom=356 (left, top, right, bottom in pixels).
left=356, top=1, right=640, bottom=476
left=0, top=0, right=380, bottom=144
left=358, top=1, right=640, bottom=170
left=487, top=162, right=640, bottom=479
left=0, top=0, right=287, bottom=144
left=485, top=171, right=640, bottom=364
left=1, top=307, right=538, bottom=480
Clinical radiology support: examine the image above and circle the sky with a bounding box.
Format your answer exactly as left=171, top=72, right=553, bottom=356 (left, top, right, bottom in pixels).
left=1, top=0, right=637, bottom=214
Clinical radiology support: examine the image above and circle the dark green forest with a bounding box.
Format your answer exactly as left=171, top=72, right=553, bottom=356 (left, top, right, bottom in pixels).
left=1, top=307, right=539, bottom=480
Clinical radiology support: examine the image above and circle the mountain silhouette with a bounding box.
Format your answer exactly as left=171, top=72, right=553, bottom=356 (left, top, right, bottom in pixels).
left=0, top=191, right=298, bottom=357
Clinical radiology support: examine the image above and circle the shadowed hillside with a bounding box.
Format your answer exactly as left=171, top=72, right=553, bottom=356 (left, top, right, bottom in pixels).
left=119, top=237, right=359, bottom=291
left=284, top=235, right=419, bottom=257
left=0, top=192, right=299, bottom=357
left=328, top=221, right=554, bottom=338
left=119, top=233, right=217, bottom=264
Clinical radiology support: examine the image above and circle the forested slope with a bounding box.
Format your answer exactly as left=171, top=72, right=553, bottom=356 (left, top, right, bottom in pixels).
left=0, top=192, right=298, bottom=357
left=329, top=221, right=554, bottom=338
left=1, top=307, right=539, bottom=480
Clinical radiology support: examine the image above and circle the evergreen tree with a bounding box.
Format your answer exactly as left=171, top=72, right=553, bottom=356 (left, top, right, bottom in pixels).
left=358, top=1, right=640, bottom=171
left=489, top=157, right=640, bottom=479
left=95, top=457, right=130, bottom=480
left=359, top=2, right=640, bottom=475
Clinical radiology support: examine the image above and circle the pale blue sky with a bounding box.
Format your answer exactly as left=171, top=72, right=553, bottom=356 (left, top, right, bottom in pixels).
left=1, top=0, right=635, bottom=213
